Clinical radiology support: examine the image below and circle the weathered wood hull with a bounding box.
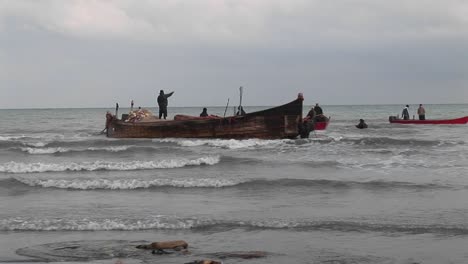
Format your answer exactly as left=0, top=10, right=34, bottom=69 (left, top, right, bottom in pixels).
left=107, top=96, right=303, bottom=139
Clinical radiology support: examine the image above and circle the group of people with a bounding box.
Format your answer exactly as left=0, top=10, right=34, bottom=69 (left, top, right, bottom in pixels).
left=402, top=104, right=426, bottom=120
left=355, top=104, right=427, bottom=129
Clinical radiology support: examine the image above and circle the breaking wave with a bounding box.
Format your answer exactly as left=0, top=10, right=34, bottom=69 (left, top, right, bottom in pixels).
left=0, top=156, right=220, bottom=173
left=2, top=216, right=467, bottom=235
left=4, top=177, right=450, bottom=191
left=155, top=138, right=291, bottom=149
left=13, top=177, right=240, bottom=189
left=18, top=146, right=133, bottom=154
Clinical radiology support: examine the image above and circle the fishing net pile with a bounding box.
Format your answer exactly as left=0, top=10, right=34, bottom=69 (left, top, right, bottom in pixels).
left=125, top=109, right=156, bottom=122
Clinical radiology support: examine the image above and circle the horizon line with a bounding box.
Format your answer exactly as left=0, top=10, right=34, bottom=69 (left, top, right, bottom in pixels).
left=1, top=102, right=468, bottom=110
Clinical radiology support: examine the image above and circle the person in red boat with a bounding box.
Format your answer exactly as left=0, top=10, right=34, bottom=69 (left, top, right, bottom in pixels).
left=417, top=104, right=426, bottom=120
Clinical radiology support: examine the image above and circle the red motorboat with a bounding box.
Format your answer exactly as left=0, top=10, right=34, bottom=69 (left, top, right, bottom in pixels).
left=389, top=116, right=468, bottom=125
left=314, top=118, right=330, bottom=130
left=302, top=116, right=330, bottom=130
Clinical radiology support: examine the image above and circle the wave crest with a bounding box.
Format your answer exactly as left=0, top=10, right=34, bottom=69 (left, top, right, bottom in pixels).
left=0, top=156, right=220, bottom=173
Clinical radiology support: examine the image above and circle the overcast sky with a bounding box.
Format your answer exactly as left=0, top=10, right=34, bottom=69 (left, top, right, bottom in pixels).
left=1, top=0, right=468, bottom=108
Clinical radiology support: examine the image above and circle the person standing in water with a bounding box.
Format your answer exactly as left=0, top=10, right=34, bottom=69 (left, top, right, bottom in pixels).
left=157, top=90, right=174, bottom=119
left=356, top=119, right=368, bottom=129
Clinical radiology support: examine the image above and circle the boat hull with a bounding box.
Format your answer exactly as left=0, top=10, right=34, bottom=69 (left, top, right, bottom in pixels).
left=107, top=97, right=304, bottom=139
left=314, top=120, right=330, bottom=130
left=389, top=116, right=468, bottom=125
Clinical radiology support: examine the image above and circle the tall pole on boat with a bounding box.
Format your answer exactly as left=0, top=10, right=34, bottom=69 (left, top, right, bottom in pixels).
left=223, top=98, right=230, bottom=117
left=239, top=86, right=243, bottom=110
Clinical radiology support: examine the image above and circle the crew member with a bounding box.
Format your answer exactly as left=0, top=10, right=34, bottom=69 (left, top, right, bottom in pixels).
left=157, top=90, right=174, bottom=119
left=236, top=106, right=246, bottom=116
left=200, top=108, right=208, bottom=117
left=417, top=104, right=426, bottom=120
left=314, top=103, right=323, bottom=115
left=402, top=105, right=410, bottom=120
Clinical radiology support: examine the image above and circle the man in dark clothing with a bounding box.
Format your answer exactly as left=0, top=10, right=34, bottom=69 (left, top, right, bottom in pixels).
left=236, top=106, right=246, bottom=116
left=356, top=119, right=368, bottom=129
left=200, top=108, right=208, bottom=117
left=157, top=90, right=174, bottom=119
left=417, top=104, right=426, bottom=120
left=314, top=103, right=323, bottom=115
left=402, top=105, right=410, bottom=120
left=306, top=107, right=315, bottom=120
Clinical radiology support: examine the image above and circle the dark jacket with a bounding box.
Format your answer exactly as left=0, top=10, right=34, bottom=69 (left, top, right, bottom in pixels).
left=314, top=106, right=323, bottom=115
left=356, top=121, right=368, bottom=129
left=157, top=92, right=174, bottom=108
left=200, top=109, right=208, bottom=117
left=402, top=107, right=409, bottom=120
left=306, top=109, right=315, bottom=119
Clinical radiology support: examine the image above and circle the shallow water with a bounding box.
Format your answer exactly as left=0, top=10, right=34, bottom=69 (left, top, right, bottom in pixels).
left=0, top=104, right=467, bottom=264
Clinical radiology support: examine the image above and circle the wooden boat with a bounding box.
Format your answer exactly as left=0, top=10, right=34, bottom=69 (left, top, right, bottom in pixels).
left=106, top=94, right=305, bottom=139
left=388, top=116, right=468, bottom=125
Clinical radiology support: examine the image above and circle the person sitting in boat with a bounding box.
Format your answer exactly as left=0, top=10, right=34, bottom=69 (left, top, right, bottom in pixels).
left=417, top=104, right=426, bottom=120
left=200, top=108, right=208, bottom=117
left=402, top=105, right=410, bottom=120
left=236, top=106, right=246, bottom=116
left=314, top=103, right=323, bottom=115
left=356, top=119, right=368, bottom=129
left=157, top=90, right=174, bottom=120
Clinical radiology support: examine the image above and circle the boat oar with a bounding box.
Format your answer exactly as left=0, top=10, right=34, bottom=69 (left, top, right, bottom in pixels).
left=223, top=98, right=230, bottom=117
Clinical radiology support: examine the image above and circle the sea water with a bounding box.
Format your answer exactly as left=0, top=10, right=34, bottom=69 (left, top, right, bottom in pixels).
left=0, top=104, right=467, bottom=264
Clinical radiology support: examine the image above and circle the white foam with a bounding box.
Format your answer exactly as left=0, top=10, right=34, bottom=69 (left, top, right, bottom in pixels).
left=20, top=147, right=69, bottom=154
left=0, top=216, right=198, bottom=231
left=16, top=177, right=240, bottom=189
left=0, top=156, right=220, bottom=173
left=24, top=142, right=48, bottom=147
left=87, top=146, right=132, bottom=152
left=157, top=138, right=288, bottom=149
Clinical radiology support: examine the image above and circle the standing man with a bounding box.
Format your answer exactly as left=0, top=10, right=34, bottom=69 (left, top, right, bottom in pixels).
left=417, top=104, right=426, bottom=120
left=157, top=90, right=174, bottom=119
left=402, top=105, right=410, bottom=120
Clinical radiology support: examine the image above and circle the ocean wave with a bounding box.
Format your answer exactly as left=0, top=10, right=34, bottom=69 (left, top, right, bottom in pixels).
left=18, top=146, right=133, bottom=155
left=5, top=177, right=449, bottom=191
left=340, top=137, right=463, bottom=147
left=2, top=216, right=467, bottom=235
left=155, top=138, right=290, bottom=149
left=13, top=177, right=240, bottom=189
left=0, top=156, right=220, bottom=173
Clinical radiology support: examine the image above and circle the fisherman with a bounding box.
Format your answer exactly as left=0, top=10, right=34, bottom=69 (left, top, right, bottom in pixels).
left=200, top=108, right=208, bottom=117
left=356, top=119, right=368, bottom=129
left=306, top=107, right=316, bottom=120
left=236, top=106, right=246, bottom=116
left=417, top=104, right=426, bottom=120
left=157, top=90, right=174, bottom=119
left=402, top=105, right=410, bottom=120
left=101, top=111, right=114, bottom=134
left=314, top=103, right=323, bottom=115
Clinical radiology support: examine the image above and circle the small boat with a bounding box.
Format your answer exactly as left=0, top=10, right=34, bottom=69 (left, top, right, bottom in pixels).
left=388, top=116, right=468, bottom=125
left=106, top=94, right=306, bottom=139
